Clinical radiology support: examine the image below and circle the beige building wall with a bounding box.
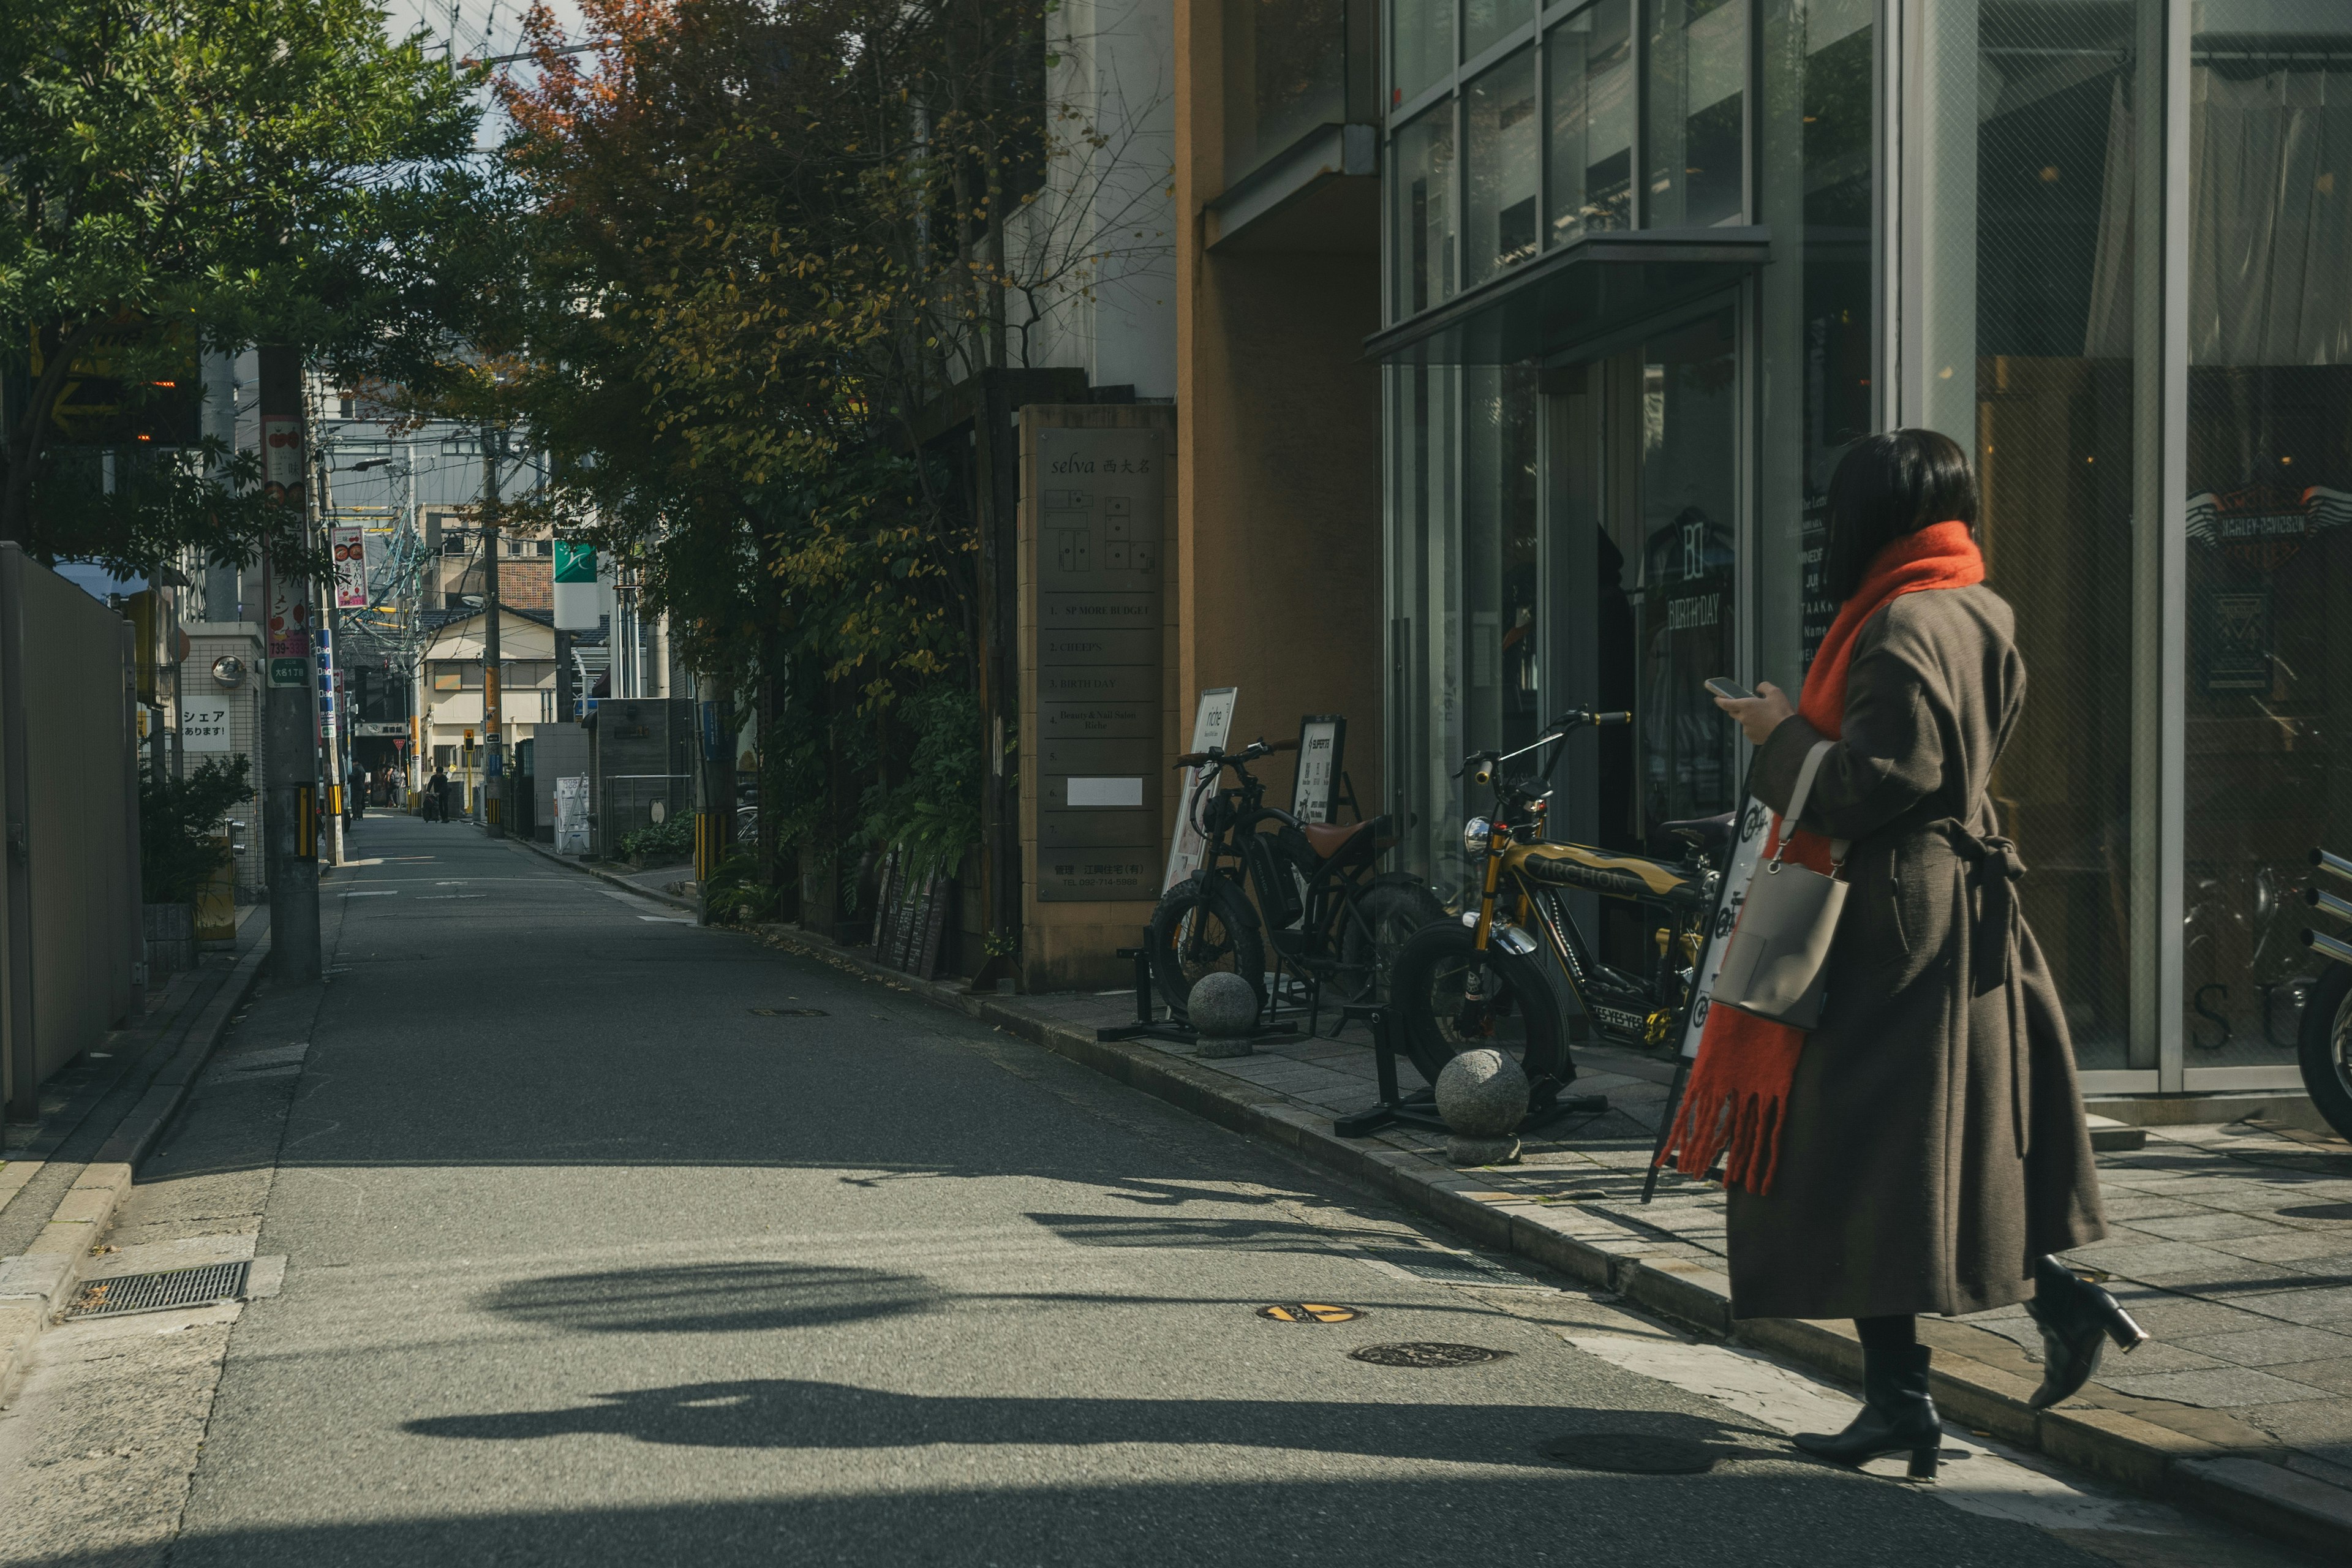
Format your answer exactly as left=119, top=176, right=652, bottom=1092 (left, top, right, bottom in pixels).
left=1172, top=0, right=1387, bottom=833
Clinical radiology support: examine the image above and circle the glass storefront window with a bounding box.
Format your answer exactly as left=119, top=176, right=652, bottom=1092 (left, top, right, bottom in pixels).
left=1465, top=364, right=1544, bottom=767
left=1390, top=364, right=1466, bottom=891
left=1905, top=1, right=2162, bottom=1071
left=1547, top=0, right=1635, bottom=244
left=1645, top=0, right=1746, bottom=227
left=1466, top=0, right=1532, bottom=61
left=1394, top=105, right=1459, bottom=317
left=2182, top=0, right=2352, bottom=1068
left=1465, top=50, right=1540, bottom=284
left=1223, top=0, right=1348, bottom=185
left=1755, top=0, right=1872, bottom=695
left=1393, top=0, right=1457, bottom=105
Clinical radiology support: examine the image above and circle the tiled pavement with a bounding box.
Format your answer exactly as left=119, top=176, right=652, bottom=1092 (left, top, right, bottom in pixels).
left=1013, top=987, right=2352, bottom=1494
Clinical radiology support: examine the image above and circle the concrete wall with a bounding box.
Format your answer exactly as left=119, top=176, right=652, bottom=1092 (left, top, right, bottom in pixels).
left=1172, top=2, right=1387, bottom=824
left=1, top=546, right=145, bottom=1117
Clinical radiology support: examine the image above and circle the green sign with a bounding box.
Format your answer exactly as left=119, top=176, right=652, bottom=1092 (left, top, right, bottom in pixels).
left=554, top=540, right=597, bottom=584
left=268, top=657, right=308, bottom=688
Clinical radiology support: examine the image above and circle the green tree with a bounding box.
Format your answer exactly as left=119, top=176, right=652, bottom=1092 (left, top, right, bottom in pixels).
left=0, top=0, right=486, bottom=571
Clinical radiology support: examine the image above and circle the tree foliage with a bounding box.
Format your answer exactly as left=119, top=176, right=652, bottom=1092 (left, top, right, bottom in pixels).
left=0, top=0, right=487, bottom=569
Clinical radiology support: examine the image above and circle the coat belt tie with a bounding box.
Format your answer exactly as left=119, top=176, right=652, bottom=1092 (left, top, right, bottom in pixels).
left=1934, top=821, right=2032, bottom=1156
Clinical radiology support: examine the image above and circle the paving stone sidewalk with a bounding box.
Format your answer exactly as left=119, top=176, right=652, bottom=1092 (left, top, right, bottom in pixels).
left=1011, top=987, right=2352, bottom=1493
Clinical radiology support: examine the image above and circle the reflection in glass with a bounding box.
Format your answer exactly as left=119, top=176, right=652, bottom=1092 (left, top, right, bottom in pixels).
left=1969, top=0, right=2154, bottom=1069
left=1634, top=312, right=1740, bottom=838
left=1394, top=107, right=1458, bottom=317
left=1466, top=0, right=1531, bottom=61
left=1465, top=364, right=1544, bottom=773
left=1645, top=0, right=1746, bottom=227
left=1755, top=0, right=1872, bottom=697
left=1547, top=0, right=1635, bottom=244
left=1393, top=0, right=1457, bottom=105
left=1390, top=365, right=1466, bottom=892
left=1465, top=51, right=1540, bottom=284
left=1222, top=0, right=1347, bottom=185
left=2182, top=2, right=2352, bottom=1068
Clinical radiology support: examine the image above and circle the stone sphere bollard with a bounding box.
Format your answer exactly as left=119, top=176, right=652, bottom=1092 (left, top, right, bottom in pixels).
left=1186, top=970, right=1259, bottom=1058
left=1434, top=1048, right=1529, bottom=1166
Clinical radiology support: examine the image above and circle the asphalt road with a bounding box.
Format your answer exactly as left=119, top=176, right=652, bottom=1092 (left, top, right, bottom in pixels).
left=0, top=815, right=2315, bottom=1567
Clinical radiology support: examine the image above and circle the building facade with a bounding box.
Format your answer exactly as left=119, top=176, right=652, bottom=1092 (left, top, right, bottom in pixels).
left=1157, top=0, right=2352, bottom=1107
left=1358, top=0, right=2352, bottom=1103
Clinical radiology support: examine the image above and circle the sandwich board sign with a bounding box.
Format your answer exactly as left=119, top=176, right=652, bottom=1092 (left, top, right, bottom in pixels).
left=1161, top=687, right=1237, bottom=891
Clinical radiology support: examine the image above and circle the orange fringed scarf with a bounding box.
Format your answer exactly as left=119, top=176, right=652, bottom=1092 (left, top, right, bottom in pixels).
left=1657, top=521, right=1986, bottom=1195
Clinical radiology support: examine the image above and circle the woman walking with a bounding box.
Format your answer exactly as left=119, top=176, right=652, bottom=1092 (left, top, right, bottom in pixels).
left=1664, top=429, right=2143, bottom=1480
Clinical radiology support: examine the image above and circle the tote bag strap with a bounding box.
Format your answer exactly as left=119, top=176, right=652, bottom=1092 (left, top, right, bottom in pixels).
left=1770, top=739, right=1852, bottom=869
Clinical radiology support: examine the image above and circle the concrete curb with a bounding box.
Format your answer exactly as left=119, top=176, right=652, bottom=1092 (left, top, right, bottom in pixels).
left=505, top=832, right=699, bottom=914
left=0, top=936, right=271, bottom=1406
left=738, top=918, right=2351, bottom=1560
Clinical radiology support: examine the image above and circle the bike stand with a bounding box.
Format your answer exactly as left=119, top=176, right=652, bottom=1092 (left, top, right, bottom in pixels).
left=1334, top=1005, right=1608, bottom=1139
left=1094, top=948, right=1300, bottom=1047
left=1093, top=948, right=1199, bottom=1046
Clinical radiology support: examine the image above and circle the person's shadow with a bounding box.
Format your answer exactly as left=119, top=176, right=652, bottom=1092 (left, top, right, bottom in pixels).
left=405, top=1377, right=1777, bottom=1474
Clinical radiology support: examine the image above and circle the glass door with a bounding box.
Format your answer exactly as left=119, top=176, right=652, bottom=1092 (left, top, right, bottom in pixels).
left=1550, top=304, right=1744, bottom=861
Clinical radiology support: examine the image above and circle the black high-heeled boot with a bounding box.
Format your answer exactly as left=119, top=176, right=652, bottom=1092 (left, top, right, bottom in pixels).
left=1793, top=1341, right=1943, bottom=1482
left=2025, top=1254, right=2149, bottom=1409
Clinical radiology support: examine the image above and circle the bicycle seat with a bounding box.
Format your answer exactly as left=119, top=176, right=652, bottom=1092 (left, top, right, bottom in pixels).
left=1299, top=820, right=1375, bottom=861
left=1660, top=812, right=1734, bottom=851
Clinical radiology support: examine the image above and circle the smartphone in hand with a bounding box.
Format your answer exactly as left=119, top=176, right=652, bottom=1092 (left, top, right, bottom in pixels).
left=1705, top=676, right=1754, bottom=703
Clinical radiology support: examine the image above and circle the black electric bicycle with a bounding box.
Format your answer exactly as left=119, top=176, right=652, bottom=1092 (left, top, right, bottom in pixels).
left=1147, top=737, right=1443, bottom=1022
left=1387, top=707, right=1727, bottom=1102
left=2297, top=847, right=2352, bottom=1142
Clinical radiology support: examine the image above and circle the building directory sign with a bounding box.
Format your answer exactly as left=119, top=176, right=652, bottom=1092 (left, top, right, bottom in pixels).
left=1031, top=426, right=1166, bottom=901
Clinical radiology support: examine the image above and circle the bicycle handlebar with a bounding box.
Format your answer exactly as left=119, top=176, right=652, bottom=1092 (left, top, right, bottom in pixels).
left=1172, top=737, right=1297, bottom=770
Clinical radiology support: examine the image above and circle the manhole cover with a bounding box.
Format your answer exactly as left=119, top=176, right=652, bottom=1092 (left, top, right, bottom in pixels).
left=1257, top=1303, right=1362, bottom=1324
left=1541, top=1433, right=1721, bottom=1473
left=749, top=1008, right=828, bottom=1017
left=1349, top=1341, right=1506, bottom=1368
left=69, top=1261, right=250, bottom=1319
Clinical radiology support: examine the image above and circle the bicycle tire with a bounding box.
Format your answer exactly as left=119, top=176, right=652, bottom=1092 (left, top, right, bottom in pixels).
left=1388, top=919, right=1569, bottom=1098
left=1333, top=879, right=1446, bottom=1006
left=1146, top=875, right=1265, bottom=1016
left=2297, top=965, right=2352, bottom=1143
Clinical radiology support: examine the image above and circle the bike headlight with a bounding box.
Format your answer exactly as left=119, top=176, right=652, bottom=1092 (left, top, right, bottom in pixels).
left=1463, top=816, right=1491, bottom=854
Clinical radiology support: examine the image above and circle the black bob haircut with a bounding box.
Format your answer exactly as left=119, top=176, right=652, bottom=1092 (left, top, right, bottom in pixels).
left=1821, top=429, right=1979, bottom=603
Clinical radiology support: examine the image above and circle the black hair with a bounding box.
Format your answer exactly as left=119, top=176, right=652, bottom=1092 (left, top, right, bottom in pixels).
left=1820, top=429, right=1979, bottom=603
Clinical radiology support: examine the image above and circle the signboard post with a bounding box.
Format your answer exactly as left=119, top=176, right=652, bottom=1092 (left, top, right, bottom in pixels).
left=1163, top=687, right=1239, bottom=891
left=553, top=540, right=600, bottom=630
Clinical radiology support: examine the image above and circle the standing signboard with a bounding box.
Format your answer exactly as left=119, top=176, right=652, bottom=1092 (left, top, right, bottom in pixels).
left=1678, top=792, right=1771, bottom=1061
left=1162, top=687, right=1239, bottom=891
left=1290, top=714, right=1347, bottom=824
left=1031, top=426, right=1167, bottom=901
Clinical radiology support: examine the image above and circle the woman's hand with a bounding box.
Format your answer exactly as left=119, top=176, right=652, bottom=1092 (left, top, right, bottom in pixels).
left=1715, top=680, right=1796, bottom=747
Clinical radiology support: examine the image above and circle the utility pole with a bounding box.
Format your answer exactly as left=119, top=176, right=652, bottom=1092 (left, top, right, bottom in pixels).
left=258, top=345, right=321, bottom=982
left=480, top=422, right=503, bottom=837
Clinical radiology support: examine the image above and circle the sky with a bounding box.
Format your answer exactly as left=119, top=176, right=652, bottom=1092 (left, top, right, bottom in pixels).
left=379, top=0, right=592, bottom=65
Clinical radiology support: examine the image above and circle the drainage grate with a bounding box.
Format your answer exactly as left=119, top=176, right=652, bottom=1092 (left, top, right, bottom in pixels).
left=1541, top=1433, right=1723, bottom=1474
left=750, top=1008, right=829, bottom=1017
left=69, top=1261, right=250, bottom=1319
left=1348, top=1341, right=1507, bottom=1368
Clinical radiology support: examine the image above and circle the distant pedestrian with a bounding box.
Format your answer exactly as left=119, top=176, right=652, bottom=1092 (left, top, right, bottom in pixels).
left=428, top=766, right=450, bottom=823
left=349, top=764, right=365, bottom=824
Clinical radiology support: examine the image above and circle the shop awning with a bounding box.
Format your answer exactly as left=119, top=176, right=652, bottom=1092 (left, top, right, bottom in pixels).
left=1365, top=226, right=1771, bottom=365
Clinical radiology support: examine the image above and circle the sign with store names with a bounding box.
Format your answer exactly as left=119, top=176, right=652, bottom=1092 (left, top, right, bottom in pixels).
left=1031, top=426, right=1166, bottom=902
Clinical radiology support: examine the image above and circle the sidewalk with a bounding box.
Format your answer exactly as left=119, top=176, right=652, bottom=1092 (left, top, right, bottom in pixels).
left=0, top=905, right=270, bottom=1402
left=741, top=918, right=2352, bottom=1558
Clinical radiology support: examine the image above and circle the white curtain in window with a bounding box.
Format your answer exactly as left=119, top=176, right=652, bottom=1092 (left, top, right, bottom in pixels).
left=2187, top=66, right=2352, bottom=367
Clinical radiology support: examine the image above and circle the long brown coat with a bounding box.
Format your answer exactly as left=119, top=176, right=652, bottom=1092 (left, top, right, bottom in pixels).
left=1725, top=584, right=2106, bottom=1321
